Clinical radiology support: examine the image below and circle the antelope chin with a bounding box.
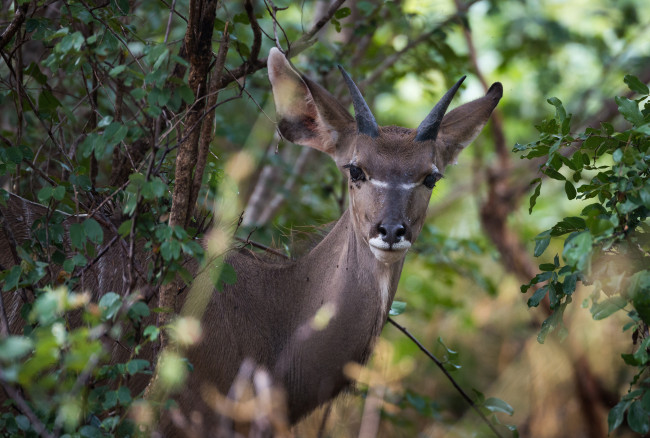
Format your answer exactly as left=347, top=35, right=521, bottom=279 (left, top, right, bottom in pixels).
left=368, top=237, right=411, bottom=264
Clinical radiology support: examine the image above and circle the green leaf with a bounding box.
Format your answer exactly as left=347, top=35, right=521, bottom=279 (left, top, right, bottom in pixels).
left=2, top=265, right=21, bottom=291
left=529, top=178, right=542, bottom=214
left=537, top=306, right=567, bottom=343
left=0, top=336, right=33, bottom=361
left=25, top=62, right=47, bottom=85
left=69, top=222, right=86, bottom=250
left=131, top=88, right=147, bottom=100
left=628, top=271, right=650, bottom=324
left=52, top=185, right=65, bottom=201
left=127, top=301, right=150, bottom=321
left=539, top=263, right=556, bottom=272
left=79, top=425, right=104, bottom=438
left=109, top=65, right=127, bottom=77
left=83, top=218, right=103, bottom=244
left=102, top=122, right=128, bottom=147
left=126, top=359, right=150, bottom=375
left=389, top=301, right=406, bottom=316
left=527, top=285, right=548, bottom=307
left=103, top=390, right=117, bottom=409
left=117, top=385, right=132, bottom=404
left=330, top=17, right=342, bottom=32
left=37, top=186, right=53, bottom=203
left=564, top=181, right=576, bottom=200
left=215, top=262, right=237, bottom=292
left=615, top=96, right=644, bottom=126
left=628, top=400, right=650, bottom=434
left=591, top=296, right=627, bottom=320
left=609, top=401, right=630, bottom=433
left=98, top=292, right=122, bottom=320
left=551, top=217, right=586, bottom=236
left=38, top=89, right=62, bottom=116
left=177, top=85, right=194, bottom=104
left=624, top=74, right=649, bottom=95
left=547, top=97, right=566, bottom=122
left=642, top=391, right=650, bottom=411
left=483, top=397, right=514, bottom=415
left=143, top=325, right=160, bottom=342
left=543, top=167, right=565, bottom=180
left=334, top=7, right=352, bottom=18
left=621, top=353, right=639, bottom=366
left=437, top=337, right=458, bottom=356
left=562, top=274, right=577, bottom=295
left=533, top=230, right=551, bottom=257
left=562, top=231, right=592, bottom=271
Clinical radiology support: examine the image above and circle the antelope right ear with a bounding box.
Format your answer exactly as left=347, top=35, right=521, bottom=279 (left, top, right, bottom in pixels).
left=268, top=48, right=354, bottom=156
left=437, top=82, right=503, bottom=167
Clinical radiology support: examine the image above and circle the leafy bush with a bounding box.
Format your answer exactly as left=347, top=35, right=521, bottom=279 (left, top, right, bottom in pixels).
left=0, top=287, right=157, bottom=435
left=516, top=75, right=650, bottom=435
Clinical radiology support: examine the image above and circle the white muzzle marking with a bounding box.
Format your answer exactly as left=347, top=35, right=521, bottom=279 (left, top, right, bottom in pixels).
left=368, top=236, right=411, bottom=263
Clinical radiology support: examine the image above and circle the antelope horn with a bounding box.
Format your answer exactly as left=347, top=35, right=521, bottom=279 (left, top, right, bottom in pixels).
left=338, top=66, right=379, bottom=138
left=415, top=76, right=466, bottom=142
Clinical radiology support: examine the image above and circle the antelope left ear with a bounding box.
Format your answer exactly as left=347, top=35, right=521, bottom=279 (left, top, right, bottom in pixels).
left=267, top=48, right=354, bottom=156
left=437, top=82, right=503, bottom=166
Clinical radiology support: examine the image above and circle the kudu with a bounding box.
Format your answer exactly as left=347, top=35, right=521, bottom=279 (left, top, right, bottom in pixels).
left=0, top=48, right=502, bottom=434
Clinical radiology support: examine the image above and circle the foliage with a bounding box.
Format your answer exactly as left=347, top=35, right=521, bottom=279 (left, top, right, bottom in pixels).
left=0, top=287, right=154, bottom=435
left=516, top=75, right=650, bottom=434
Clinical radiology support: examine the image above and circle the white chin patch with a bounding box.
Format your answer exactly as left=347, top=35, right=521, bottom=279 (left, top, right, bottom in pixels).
left=368, top=237, right=411, bottom=264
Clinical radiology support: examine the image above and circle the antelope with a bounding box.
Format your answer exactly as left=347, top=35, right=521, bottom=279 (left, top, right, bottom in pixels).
left=0, top=47, right=502, bottom=434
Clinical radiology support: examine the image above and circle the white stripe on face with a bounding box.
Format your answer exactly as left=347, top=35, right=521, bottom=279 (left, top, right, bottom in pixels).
left=369, top=179, right=419, bottom=190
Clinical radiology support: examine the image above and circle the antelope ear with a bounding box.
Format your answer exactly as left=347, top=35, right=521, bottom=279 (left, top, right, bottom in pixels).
left=437, top=82, right=503, bottom=166
left=268, top=48, right=354, bottom=156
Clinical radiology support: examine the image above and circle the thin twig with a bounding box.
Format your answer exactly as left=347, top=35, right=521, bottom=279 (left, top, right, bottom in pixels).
left=74, top=234, right=119, bottom=278
left=387, top=317, right=504, bottom=438
left=234, top=236, right=289, bottom=259
left=288, top=0, right=346, bottom=56
left=214, top=0, right=345, bottom=90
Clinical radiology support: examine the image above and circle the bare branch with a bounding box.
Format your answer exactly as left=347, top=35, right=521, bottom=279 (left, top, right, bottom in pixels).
left=288, top=0, right=346, bottom=56
left=0, top=2, right=29, bottom=52
left=215, top=0, right=347, bottom=91
left=387, top=317, right=504, bottom=438
left=244, top=0, right=261, bottom=63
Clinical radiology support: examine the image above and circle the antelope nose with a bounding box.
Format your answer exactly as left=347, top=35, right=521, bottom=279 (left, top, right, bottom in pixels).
left=377, top=223, right=407, bottom=245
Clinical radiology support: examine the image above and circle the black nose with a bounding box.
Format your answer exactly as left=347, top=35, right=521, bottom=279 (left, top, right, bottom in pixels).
left=377, top=223, right=406, bottom=245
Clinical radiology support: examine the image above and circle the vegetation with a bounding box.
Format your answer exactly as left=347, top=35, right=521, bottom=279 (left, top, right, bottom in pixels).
left=0, top=0, right=647, bottom=436
left=517, top=77, right=650, bottom=435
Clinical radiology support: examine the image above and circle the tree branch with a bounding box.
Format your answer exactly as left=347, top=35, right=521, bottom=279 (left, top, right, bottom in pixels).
left=0, top=2, right=29, bottom=52
left=387, top=317, right=504, bottom=438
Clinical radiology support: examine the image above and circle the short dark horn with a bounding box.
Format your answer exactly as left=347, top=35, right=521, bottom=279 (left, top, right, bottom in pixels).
left=415, top=76, right=466, bottom=142
left=338, top=66, right=379, bottom=138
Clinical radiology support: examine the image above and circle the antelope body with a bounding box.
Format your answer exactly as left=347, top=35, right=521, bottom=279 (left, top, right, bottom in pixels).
left=0, top=48, right=501, bottom=434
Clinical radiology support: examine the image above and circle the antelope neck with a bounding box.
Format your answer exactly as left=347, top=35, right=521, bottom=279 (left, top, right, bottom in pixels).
left=300, top=209, right=404, bottom=316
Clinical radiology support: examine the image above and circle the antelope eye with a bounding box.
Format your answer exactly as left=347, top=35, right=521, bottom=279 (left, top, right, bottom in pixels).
left=423, top=172, right=442, bottom=189
left=347, top=165, right=366, bottom=182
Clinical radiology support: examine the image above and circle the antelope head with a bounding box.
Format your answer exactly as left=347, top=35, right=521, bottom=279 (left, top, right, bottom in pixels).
left=268, top=48, right=502, bottom=264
